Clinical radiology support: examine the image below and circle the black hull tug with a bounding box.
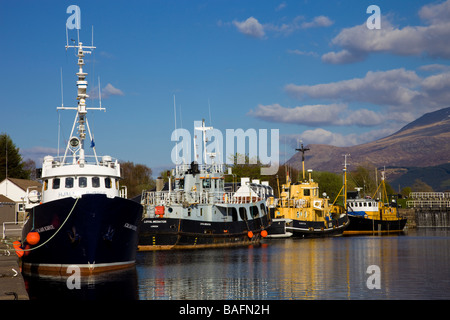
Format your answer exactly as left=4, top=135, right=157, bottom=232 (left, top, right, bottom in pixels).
left=18, top=38, right=142, bottom=275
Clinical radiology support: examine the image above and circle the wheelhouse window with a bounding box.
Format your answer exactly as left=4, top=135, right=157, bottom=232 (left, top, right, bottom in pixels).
left=230, top=207, right=238, bottom=222
left=79, top=177, right=87, bottom=188
left=52, top=178, right=60, bottom=189
left=260, top=203, right=266, bottom=215
left=65, top=177, right=74, bottom=188
left=250, top=206, right=259, bottom=218
left=105, top=177, right=112, bottom=189
left=202, top=178, right=211, bottom=189
left=239, top=207, right=248, bottom=221
left=92, top=177, right=100, bottom=188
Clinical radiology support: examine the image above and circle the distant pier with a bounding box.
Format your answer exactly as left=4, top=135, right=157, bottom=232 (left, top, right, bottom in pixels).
left=407, top=192, right=450, bottom=227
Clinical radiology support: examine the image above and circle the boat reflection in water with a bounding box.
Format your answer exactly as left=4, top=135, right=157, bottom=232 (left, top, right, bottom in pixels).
left=23, top=267, right=139, bottom=300
left=23, top=229, right=450, bottom=300
left=136, top=229, right=450, bottom=300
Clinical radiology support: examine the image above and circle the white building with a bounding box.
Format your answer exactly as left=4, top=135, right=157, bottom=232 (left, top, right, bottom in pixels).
left=0, top=178, right=42, bottom=218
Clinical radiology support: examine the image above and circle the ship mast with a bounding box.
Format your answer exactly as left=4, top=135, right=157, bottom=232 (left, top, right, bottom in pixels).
left=343, top=154, right=350, bottom=210
left=295, top=142, right=310, bottom=181
left=194, top=119, right=213, bottom=165
left=58, top=41, right=105, bottom=165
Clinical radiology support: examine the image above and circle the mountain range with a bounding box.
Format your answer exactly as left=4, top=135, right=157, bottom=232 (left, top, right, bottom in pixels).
left=286, top=107, right=450, bottom=191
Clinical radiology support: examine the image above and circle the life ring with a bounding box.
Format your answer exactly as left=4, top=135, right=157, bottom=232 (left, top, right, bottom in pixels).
left=191, top=186, right=197, bottom=192
left=223, top=193, right=228, bottom=202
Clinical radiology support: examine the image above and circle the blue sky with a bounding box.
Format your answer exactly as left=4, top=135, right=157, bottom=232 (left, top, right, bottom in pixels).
left=1, top=0, right=450, bottom=175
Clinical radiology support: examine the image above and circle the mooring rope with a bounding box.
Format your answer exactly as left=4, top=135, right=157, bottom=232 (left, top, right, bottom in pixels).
left=11, top=197, right=80, bottom=252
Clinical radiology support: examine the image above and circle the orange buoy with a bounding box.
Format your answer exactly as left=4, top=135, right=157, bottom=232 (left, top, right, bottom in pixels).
left=13, top=240, right=21, bottom=248
left=247, top=231, right=254, bottom=238
left=26, top=231, right=40, bottom=245
left=261, top=230, right=268, bottom=238
left=15, top=247, right=24, bottom=258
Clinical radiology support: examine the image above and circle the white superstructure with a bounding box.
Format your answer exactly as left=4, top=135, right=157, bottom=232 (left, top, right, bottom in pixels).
left=38, top=41, right=126, bottom=204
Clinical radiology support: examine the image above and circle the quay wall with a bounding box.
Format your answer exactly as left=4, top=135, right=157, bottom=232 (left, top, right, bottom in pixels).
left=399, top=208, right=416, bottom=228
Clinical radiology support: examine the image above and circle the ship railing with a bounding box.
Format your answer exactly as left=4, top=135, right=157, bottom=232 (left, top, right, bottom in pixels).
left=47, top=155, right=119, bottom=168
left=407, top=200, right=450, bottom=208
left=174, top=163, right=224, bottom=175
left=265, top=197, right=278, bottom=208
left=141, top=190, right=263, bottom=208
left=275, top=198, right=309, bottom=208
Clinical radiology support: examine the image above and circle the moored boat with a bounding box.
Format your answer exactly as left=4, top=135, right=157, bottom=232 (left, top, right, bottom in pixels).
left=138, top=120, right=273, bottom=250
left=345, top=171, right=407, bottom=234
left=266, top=145, right=349, bottom=238
left=19, top=39, right=142, bottom=275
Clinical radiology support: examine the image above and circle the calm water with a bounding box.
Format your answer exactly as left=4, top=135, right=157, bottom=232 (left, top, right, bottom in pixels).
left=24, top=228, right=450, bottom=300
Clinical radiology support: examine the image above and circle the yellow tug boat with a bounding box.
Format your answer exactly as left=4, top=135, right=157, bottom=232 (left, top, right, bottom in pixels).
left=266, top=145, right=349, bottom=238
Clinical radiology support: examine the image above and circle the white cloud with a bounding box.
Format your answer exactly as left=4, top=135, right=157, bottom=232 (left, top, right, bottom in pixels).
left=284, top=129, right=355, bottom=147
left=321, top=49, right=366, bottom=64
left=283, top=126, right=398, bottom=148
left=232, top=17, right=265, bottom=38
left=421, top=71, right=450, bottom=106
left=419, top=0, right=450, bottom=24
left=248, top=103, right=388, bottom=127
left=287, top=49, right=319, bottom=57
left=282, top=67, right=450, bottom=121
left=301, top=16, right=334, bottom=29
left=250, top=65, right=450, bottom=147
left=275, top=2, right=287, bottom=11
left=285, top=68, right=422, bottom=109
left=418, top=64, right=450, bottom=72
left=231, top=15, right=334, bottom=39
left=248, top=103, right=347, bottom=126
left=103, top=83, right=124, bottom=97
left=323, top=0, right=450, bottom=64
left=88, top=83, right=124, bottom=99
left=266, top=15, right=333, bottom=35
